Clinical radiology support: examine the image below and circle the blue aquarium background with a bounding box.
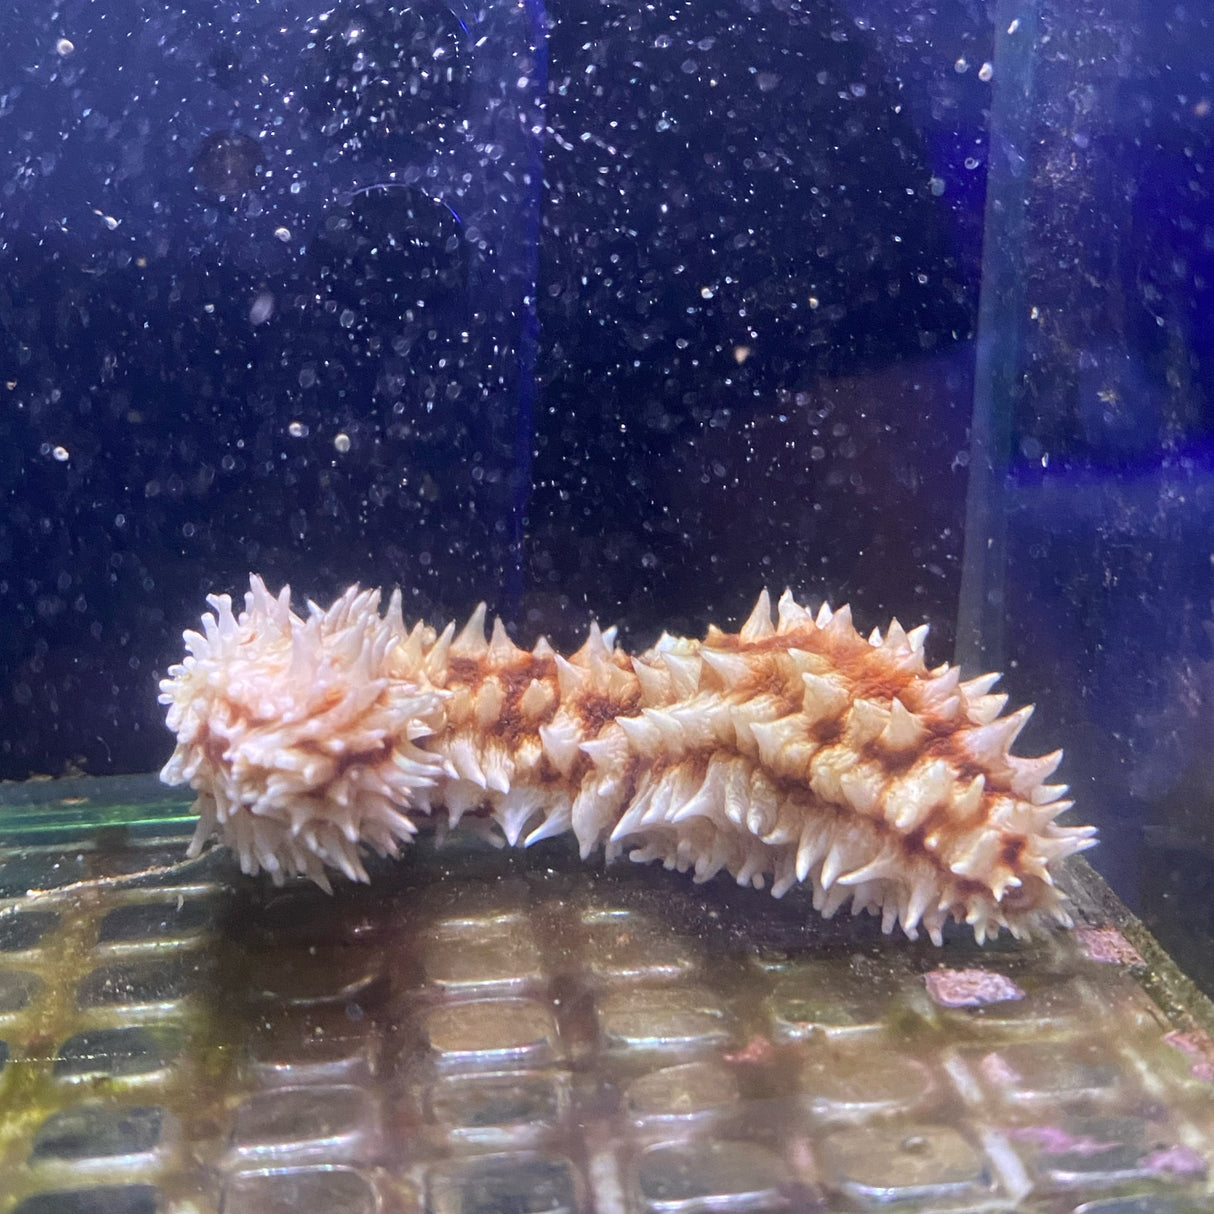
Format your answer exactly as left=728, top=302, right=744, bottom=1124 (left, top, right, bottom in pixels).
left=1, top=0, right=1212, bottom=988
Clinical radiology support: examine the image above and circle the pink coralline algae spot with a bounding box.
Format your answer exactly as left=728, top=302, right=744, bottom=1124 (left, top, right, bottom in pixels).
left=978, top=1051, right=1020, bottom=1087
left=1142, top=1144, right=1207, bottom=1179
left=924, top=968, right=1026, bottom=1008
left=723, top=1035, right=777, bottom=1065
left=1008, top=1126, right=1120, bottom=1156
left=1164, top=1029, right=1214, bottom=1083
left=1073, top=925, right=1145, bottom=965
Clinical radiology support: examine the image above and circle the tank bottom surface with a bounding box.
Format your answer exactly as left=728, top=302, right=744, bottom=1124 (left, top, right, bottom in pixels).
left=0, top=778, right=1211, bottom=1213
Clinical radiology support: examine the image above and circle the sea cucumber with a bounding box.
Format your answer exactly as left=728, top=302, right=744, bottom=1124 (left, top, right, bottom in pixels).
left=158, top=576, right=1096, bottom=943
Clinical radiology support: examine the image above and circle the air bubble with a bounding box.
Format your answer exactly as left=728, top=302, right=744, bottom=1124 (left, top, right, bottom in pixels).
left=249, top=293, right=275, bottom=326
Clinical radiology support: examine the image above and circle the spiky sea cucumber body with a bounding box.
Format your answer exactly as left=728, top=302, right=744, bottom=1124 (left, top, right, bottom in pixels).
left=159, top=577, right=1096, bottom=943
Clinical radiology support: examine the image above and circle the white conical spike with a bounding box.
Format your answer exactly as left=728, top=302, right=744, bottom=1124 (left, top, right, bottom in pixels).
left=701, top=648, right=753, bottom=688
left=580, top=730, right=632, bottom=771
left=642, top=707, right=687, bottom=747
left=489, top=617, right=525, bottom=664
left=987, top=869, right=1022, bottom=902
left=770, top=855, right=799, bottom=898
left=868, top=626, right=883, bottom=646
left=608, top=791, right=652, bottom=842
left=947, top=829, right=1002, bottom=882
left=1007, top=750, right=1063, bottom=797
left=902, top=873, right=934, bottom=935
left=786, top=647, right=831, bottom=677
left=838, top=765, right=882, bottom=816
left=554, top=655, right=588, bottom=699
left=524, top=796, right=573, bottom=845
left=965, top=693, right=1008, bottom=725
left=692, top=836, right=730, bottom=884
left=952, top=773, right=985, bottom=819
left=452, top=604, right=489, bottom=658
left=480, top=744, right=513, bottom=794
left=639, top=772, right=681, bottom=827
left=846, top=698, right=890, bottom=747
left=519, top=678, right=557, bottom=721
left=921, top=666, right=960, bottom=711
left=538, top=718, right=582, bottom=776
left=394, top=618, right=424, bottom=670
left=821, top=603, right=853, bottom=639
left=631, top=659, right=670, bottom=704
left=906, top=623, right=929, bottom=653
left=474, top=677, right=506, bottom=729
left=776, top=590, right=813, bottom=632
left=616, top=714, right=664, bottom=758
left=880, top=699, right=927, bottom=751
left=494, top=786, right=542, bottom=846
left=744, top=791, right=783, bottom=843
left=817, top=882, right=853, bottom=919
left=1045, top=825, right=1098, bottom=857
left=960, top=671, right=1001, bottom=697
left=668, top=767, right=728, bottom=826
left=838, top=847, right=901, bottom=887
left=739, top=589, right=775, bottom=641
left=801, top=672, right=850, bottom=724
left=660, top=651, right=703, bottom=698
left=424, top=621, right=456, bottom=679
left=884, top=759, right=954, bottom=832
left=745, top=770, right=780, bottom=839
left=820, top=842, right=846, bottom=890
left=815, top=602, right=833, bottom=626
left=570, top=620, right=614, bottom=667
left=1031, top=783, right=1069, bottom=807
left=722, top=759, right=751, bottom=827
left=735, top=843, right=767, bottom=889
left=883, top=619, right=909, bottom=650
left=962, top=705, right=1033, bottom=764
left=795, top=820, right=829, bottom=882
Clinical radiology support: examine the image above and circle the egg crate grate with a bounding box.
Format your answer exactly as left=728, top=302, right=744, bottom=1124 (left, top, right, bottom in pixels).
left=0, top=792, right=1213, bottom=1214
